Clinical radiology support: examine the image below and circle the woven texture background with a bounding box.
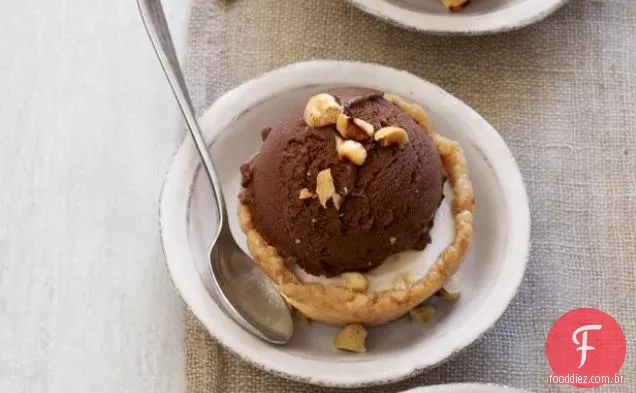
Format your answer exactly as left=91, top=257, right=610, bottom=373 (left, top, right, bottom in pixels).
left=183, top=1, right=635, bottom=392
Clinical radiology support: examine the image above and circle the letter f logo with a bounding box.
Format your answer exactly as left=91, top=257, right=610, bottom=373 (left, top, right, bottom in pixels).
left=572, top=324, right=602, bottom=368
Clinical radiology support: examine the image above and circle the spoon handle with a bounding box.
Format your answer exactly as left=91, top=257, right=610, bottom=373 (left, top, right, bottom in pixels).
left=137, top=0, right=227, bottom=226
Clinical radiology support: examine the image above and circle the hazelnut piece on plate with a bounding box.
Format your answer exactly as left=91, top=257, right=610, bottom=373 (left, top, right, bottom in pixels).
left=441, top=0, right=472, bottom=12
left=333, top=324, right=367, bottom=353
left=409, top=305, right=436, bottom=324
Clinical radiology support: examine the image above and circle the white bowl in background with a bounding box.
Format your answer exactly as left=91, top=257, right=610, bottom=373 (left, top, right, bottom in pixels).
left=401, top=384, right=533, bottom=393
left=346, top=0, right=569, bottom=35
left=159, top=61, right=530, bottom=387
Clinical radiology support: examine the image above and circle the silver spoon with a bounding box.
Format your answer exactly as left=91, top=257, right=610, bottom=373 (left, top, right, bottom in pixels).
left=137, top=0, right=293, bottom=344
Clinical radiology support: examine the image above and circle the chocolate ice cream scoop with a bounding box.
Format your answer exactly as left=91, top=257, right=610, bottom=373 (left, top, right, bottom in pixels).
left=240, top=87, right=445, bottom=277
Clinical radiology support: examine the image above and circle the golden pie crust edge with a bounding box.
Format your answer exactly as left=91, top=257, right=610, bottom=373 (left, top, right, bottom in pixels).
left=237, top=94, right=475, bottom=327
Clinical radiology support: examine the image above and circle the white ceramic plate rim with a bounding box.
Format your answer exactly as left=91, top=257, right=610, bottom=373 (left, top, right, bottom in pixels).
left=159, top=60, right=530, bottom=387
left=346, top=0, right=569, bottom=35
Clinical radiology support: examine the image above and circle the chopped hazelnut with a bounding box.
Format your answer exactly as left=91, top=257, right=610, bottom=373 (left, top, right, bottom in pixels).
left=316, top=168, right=336, bottom=208
left=442, top=0, right=472, bottom=12
left=409, top=306, right=435, bottom=324
left=298, top=188, right=314, bottom=200
left=304, top=94, right=343, bottom=128
left=374, top=126, right=409, bottom=148
left=335, top=114, right=374, bottom=141
left=337, top=140, right=367, bottom=165
left=333, top=324, right=367, bottom=353
left=342, top=272, right=369, bottom=292
left=436, top=287, right=460, bottom=301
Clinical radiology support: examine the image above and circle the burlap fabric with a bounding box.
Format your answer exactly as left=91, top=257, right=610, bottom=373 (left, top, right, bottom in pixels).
left=183, top=1, right=635, bottom=392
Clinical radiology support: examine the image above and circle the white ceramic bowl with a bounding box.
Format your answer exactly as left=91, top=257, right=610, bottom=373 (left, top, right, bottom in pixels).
left=159, top=61, right=530, bottom=387
left=346, top=0, right=569, bottom=35
left=401, top=384, right=532, bottom=393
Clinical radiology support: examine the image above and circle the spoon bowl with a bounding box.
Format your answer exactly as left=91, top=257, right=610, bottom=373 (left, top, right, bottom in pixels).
left=209, top=228, right=293, bottom=344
